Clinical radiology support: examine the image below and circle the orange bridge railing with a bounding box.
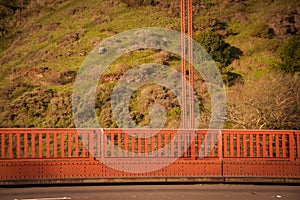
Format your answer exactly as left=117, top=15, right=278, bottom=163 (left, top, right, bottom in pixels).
left=0, top=128, right=299, bottom=184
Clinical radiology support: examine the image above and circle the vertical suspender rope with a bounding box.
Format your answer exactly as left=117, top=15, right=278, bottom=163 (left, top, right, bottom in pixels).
left=188, top=0, right=194, bottom=129
left=181, top=0, right=187, bottom=129
left=181, top=0, right=194, bottom=129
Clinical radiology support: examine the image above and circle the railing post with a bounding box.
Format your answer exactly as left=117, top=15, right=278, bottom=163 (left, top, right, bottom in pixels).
left=16, top=133, right=20, bottom=158
left=218, top=130, right=222, bottom=160
left=296, top=131, right=300, bottom=160
left=9, top=133, right=13, bottom=158
left=31, top=132, right=35, bottom=158
left=24, top=133, right=28, bottom=158
left=190, top=131, right=196, bottom=159
left=101, top=128, right=105, bottom=159
left=89, top=130, right=94, bottom=161
left=1, top=133, right=5, bottom=158
left=39, top=133, right=43, bottom=158
left=118, top=131, right=121, bottom=157
left=46, top=133, right=50, bottom=158
left=289, top=131, right=295, bottom=161
left=61, top=132, right=65, bottom=158
left=138, top=132, right=142, bottom=157
left=223, top=131, right=227, bottom=158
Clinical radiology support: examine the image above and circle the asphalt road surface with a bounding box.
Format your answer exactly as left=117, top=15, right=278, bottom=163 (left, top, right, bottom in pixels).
left=0, top=184, right=299, bottom=200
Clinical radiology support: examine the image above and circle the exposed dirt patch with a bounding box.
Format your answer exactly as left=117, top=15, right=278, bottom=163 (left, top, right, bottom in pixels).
left=43, top=69, right=76, bottom=85
left=43, top=22, right=61, bottom=31
left=57, top=29, right=87, bottom=47
left=268, top=7, right=300, bottom=37
left=68, top=5, right=87, bottom=15
left=93, top=15, right=111, bottom=25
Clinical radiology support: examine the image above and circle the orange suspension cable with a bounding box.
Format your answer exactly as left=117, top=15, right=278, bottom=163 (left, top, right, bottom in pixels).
left=181, top=0, right=187, bottom=129
left=188, top=0, right=194, bottom=129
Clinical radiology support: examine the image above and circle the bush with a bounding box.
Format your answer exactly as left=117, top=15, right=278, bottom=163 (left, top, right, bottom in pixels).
left=277, top=35, right=300, bottom=74
left=119, top=0, right=158, bottom=7
left=194, top=30, right=243, bottom=85
left=194, top=30, right=240, bottom=68
left=250, top=22, right=274, bottom=39
left=0, top=0, right=30, bottom=11
left=118, top=0, right=180, bottom=16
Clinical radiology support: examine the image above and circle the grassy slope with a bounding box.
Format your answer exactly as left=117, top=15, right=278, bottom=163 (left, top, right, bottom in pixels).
left=0, top=0, right=298, bottom=128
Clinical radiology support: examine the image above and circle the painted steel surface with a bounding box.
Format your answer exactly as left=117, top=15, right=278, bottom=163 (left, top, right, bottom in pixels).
left=0, top=129, right=299, bottom=183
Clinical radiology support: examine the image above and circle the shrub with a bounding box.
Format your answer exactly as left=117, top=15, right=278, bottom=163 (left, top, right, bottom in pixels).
left=194, top=30, right=240, bottom=68
left=194, top=30, right=243, bottom=85
left=119, top=0, right=158, bottom=7
left=277, top=35, right=300, bottom=74
left=250, top=22, right=274, bottom=39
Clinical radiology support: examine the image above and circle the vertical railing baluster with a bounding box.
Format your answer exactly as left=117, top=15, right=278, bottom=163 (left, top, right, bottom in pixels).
left=89, top=131, right=94, bottom=160
left=184, top=132, right=187, bottom=157
left=256, top=134, right=260, bottom=157
left=74, top=132, right=78, bottom=157
left=223, top=132, right=227, bottom=158
left=1, top=133, right=5, bottom=158
left=158, top=132, right=161, bottom=157
left=54, top=133, right=57, bottom=158
left=8, top=133, right=13, bottom=158
left=45, top=133, right=50, bottom=158
left=82, top=133, right=86, bottom=157
left=269, top=134, right=273, bottom=158
left=39, top=133, right=43, bottom=158
left=230, top=133, right=234, bottom=157
left=67, top=133, right=72, bottom=158
left=204, top=133, right=208, bottom=157
left=289, top=132, right=295, bottom=161
left=118, top=132, right=121, bottom=157
left=110, top=132, right=114, bottom=157
left=164, top=133, right=168, bottom=157
left=124, top=133, right=128, bottom=157
left=138, top=132, right=142, bottom=157
left=131, top=134, right=135, bottom=157
left=16, top=133, right=20, bottom=158
left=31, top=132, right=35, bottom=158
left=210, top=133, right=214, bottom=157
left=177, top=133, right=181, bottom=157
left=297, top=133, right=300, bottom=159
left=103, top=132, right=107, bottom=158
left=236, top=133, right=240, bottom=157
left=262, top=134, right=266, bottom=157
left=24, top=133, right=28, bottom=158
left=61, top=133, right=65, bottom=158
left=282, top=134, right=286, bottom=157
left=275, top=134, right=280, bottom=157
left=145, top=134, right=148, bottom=157
left=190, top=131, right=196, bottom=159
left=243, top=134, right=247, bottom=157
left=152, top=135, right=155, bottom=157
left=249, top=133, right=253, bottom=157
left=217, top=131, right=222, bottom=159
left=97, top=130, right=101, bottom=158
left=170, top=133, right=175, bottom=157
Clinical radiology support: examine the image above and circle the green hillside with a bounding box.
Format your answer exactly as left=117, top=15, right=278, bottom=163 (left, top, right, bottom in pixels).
left=0, top=0, right=299, bottom=129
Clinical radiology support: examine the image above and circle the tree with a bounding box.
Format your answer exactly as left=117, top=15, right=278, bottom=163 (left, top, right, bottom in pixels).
left=278, top=35, right=300, bottom=74
left=194, top=30, right=239, bottom=68
left=226, top=72, right=300, bottom=130
left=194, top=30, right=242, bottom=85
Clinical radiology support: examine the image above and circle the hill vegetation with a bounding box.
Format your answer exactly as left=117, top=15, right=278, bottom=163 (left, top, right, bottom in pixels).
left=0, top=0, right=299, bottom=129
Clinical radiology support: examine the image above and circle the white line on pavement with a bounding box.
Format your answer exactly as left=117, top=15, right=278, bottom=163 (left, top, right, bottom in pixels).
left=14, top=197, right=71, bottom=200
